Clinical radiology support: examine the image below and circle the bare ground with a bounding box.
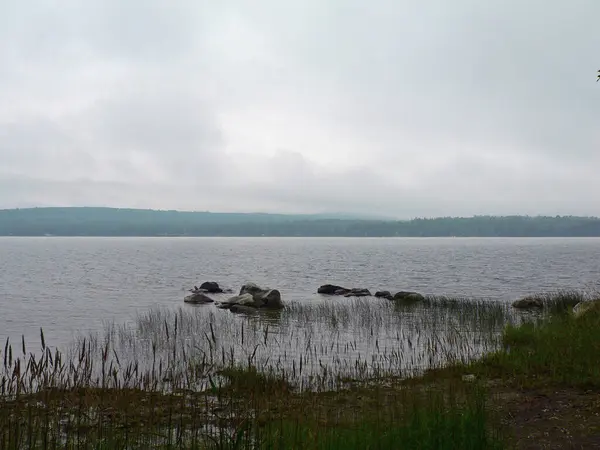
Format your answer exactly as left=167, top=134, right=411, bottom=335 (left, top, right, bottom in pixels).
left=491, top=385, right=600, bottom=449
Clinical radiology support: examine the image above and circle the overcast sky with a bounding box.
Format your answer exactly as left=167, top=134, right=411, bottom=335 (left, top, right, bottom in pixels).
left=1, top=1, right=599, bottom=218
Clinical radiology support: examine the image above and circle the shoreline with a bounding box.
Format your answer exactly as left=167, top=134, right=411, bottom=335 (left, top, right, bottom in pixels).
left=1, top=292, right=598, bottom=448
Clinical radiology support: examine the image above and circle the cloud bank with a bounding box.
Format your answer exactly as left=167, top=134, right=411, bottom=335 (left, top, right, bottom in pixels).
left=1, top=0, right=599, bottom=218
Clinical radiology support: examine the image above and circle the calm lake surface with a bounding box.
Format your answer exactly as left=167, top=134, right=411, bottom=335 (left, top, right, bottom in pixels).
left=1, top=237, right=599, bottom=350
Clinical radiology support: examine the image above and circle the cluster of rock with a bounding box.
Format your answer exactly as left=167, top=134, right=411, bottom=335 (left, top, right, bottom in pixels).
left=185, top=281, right=426, bottom=311
left=184, top=281, right=283, bottom=313
left=184, top=281, right=227, bottom=304
left=317, top=284, right=424, bottom=302
left=216, top=283, right=283, bottom=312
left=317, top=284, right=371, bottom=297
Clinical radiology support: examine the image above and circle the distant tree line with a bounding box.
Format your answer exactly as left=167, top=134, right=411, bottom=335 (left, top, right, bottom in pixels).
left=0, top=208, right=599, bottom=237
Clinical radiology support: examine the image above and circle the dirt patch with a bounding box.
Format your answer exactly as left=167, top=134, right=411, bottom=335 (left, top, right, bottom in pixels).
left=491, top=386, right=600, bottom=449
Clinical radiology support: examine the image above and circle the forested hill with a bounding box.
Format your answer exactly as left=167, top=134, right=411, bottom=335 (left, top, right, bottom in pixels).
left=1, top=207, right=600, bottom=237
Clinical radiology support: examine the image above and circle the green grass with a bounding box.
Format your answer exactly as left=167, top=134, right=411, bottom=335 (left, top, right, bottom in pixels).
left=448, top=300, right=600, bottom=389
left=217, top=365, right=293, bottom=395
left=0, top=381, right=503, bottom=449
left=256, top=388, right=502, bottom=450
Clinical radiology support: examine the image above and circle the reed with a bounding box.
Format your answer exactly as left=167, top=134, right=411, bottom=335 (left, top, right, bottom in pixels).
left=1, top=290, right=589, bottom=448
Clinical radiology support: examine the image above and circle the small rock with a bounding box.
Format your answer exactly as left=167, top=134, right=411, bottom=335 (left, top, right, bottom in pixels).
left=512, top=296, right=544, bottom=309
left=199, top=281, right=223, bottom=293
left=461, top=374, right=476, bottom=382
left=393, top=291, right=425, bottom=302
left=375, top=291, right=393, bottom=300
left=184, top=293, right=214, bottom=304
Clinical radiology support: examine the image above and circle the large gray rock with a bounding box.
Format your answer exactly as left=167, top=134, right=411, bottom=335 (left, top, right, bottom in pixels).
left=240, top=282, right=264, bottom=296
left=573, top=300, right=600, bottom=318
left=184, top=292, right=214, bottom=304
left=199, top=281, right=223, bottom=293
left=393, top=291, right=425, bottom=302
left=254, top=289, right=283, bottom=309
left=219, top=293, right=256, bottom=309
left=220, top=285, right=285, bottom=310
left=512, top=296, right=544, bottom=309
left=318, top=284, right=348, bottom=295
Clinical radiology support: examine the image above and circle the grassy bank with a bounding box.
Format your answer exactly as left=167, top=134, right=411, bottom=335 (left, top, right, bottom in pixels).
left=1, top=291, right=598, bottom=448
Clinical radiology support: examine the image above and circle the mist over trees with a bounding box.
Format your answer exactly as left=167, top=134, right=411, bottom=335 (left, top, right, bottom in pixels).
left=1, top=208, right=600, bottom=237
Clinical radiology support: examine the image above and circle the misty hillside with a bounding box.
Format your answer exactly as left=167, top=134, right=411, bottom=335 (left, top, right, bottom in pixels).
left=1, top=207, right=600, bottom=237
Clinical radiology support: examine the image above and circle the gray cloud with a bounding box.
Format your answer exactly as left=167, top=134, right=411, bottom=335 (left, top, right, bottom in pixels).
left=1, top=0, right=599, bottom=217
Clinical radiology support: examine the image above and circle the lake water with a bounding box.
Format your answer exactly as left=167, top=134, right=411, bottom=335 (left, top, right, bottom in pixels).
left=1, top=237, right=599, bottom=352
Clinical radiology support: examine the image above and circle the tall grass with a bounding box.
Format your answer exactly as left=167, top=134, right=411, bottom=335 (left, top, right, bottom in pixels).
left=467, top=302, right=600, bottom=388
left=252, top=386, right=502, bottom=450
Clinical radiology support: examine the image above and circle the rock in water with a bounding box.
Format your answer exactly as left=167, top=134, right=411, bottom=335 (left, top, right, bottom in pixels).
left=255, top=289, right=283, bottom=309
left=318, top=284, right=348, bottom=295
left=199, top=281, right=223, bottom=293
left=240, top=282, right=264, bottom=296
left=512, top=296, right=544, bottom=309
left=334, top=288, right=351, bottom=295
left=239, top=283, right=285, bottom=309
left=218, top=293, right=256, bottom=309
left=230, top=304, right=259, bottom=314
left=343, top=288, right=372, bottom=297
left=218, top=286, right=285, bottom=310
left=393, top=292, right=425, bottom=302
left=184, top=293, right=214, bottom=304
left=375, top=291, right=393, bottom=300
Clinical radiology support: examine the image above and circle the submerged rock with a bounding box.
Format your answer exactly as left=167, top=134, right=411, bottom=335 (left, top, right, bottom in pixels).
left=344, top=288, right=372, bottom=297
left=393, top=291, right=425, bottom=302
left=184, top=292, right=214, bottom=304
left=512, top=296, right=544, bottom=309
left=218, top=293, right=256, bottom=309
left=230, top=304, right=259, bottom=314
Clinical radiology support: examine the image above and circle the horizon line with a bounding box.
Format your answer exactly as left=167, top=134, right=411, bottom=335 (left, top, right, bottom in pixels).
left=1, top=206, right=599, bottom=221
